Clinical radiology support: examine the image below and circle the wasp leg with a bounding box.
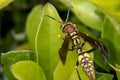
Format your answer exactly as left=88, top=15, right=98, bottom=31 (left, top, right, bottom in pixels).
left=68, top=45, right=74, bottom=51
left=75, top=61, right=81, bottom=80
left=79, top=41, right=86, bottom=51
left=101, top=54, right=108, bottom=65
left=81, top=41, right=86, bottom=48
left=58, top=35, right=65, bottom=40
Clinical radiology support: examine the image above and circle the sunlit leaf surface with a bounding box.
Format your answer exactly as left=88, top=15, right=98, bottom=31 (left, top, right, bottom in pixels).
left=11, top=61, right=46, bottom=80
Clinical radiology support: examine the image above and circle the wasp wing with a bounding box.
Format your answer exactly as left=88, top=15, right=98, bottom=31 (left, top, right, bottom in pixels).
left=59, top=36, right=70, bottom=64
left=78, top=31, right=110, bottom=58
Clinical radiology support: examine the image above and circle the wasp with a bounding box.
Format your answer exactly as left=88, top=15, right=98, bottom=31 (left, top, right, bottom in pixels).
left=44, top=10, right=110, bottom=80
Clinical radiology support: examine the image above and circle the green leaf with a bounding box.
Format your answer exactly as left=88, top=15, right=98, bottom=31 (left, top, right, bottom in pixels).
left=101, top=17, right=120, bottom=69
left=96, top=72, right=113, bottom=80
left=34, top=3, right=62, bottom=80
left=26, top=5, right=43, bottom=50
left=116, top=64, right=120, bottom=80
left=90, top=0, right=120, bottom=22
left=59, top=0, right=105, bottom=31
left=0, top=0, right=13, bottom=9
left=1, top=50, right=35, bottom=80
left=94, top=51, right=110, bottom=72
left=11, top=60, right=46, bottom=80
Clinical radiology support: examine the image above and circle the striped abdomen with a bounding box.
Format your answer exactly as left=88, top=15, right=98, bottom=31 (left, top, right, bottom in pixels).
left=77, top=49, right=95, bottom=80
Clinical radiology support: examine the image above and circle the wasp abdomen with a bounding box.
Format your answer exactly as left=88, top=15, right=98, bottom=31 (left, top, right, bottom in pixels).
left=78, top=51, right=95, bottom=80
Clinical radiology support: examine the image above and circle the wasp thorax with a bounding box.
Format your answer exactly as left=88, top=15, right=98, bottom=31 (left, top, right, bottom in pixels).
left=60, top=22, right=76, bottom=33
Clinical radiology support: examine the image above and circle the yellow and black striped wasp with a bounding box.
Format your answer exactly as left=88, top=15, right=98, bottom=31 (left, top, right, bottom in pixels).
left=45, top=10, right=110, bottom=80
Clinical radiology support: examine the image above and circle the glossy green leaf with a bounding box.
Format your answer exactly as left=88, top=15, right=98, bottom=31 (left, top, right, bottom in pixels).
left=96, top=72, right=113, bottom=80
left=11, top=60, right=46, bottom=80
left=34, top=3, right=62, bottom=80
left=94, top=51, right=109, bottom=72
left=104, top=17, right=120, bottom=64
left=116, top=64, right=120, bottom=80
left=102, top=17, right=120, bottom=78
left=26, top=5, right=43, bottom=49
left=1, top=50, right=35, bottom=80
left=59, top=0, right=105, bottom=31
left=0, top=0, right=13, bottom=9
left=90, top=0, right=120, bottom=22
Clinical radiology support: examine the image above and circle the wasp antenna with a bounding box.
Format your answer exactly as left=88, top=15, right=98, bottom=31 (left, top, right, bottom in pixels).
left=65, top=9, right=70, bottom=22
left=44, top=15, right=63, bottom=23
left=65, top=4, right=73, bottom=22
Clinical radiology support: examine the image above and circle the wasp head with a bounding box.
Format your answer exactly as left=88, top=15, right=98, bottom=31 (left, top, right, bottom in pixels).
left=60, top=22, right=76, bottom=33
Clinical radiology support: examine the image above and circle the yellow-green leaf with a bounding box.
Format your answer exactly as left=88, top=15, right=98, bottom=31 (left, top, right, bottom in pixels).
left=11, top=60, right=46, bottom=80
left=26, top=5, right=43, bottom=50
left=1, top=50, right=35, bottom=80
left=90, top=0, right=120, bottom=22
left=0, top=0, right=13, bottom=9
left=34, top=3, right=62, bottom=80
